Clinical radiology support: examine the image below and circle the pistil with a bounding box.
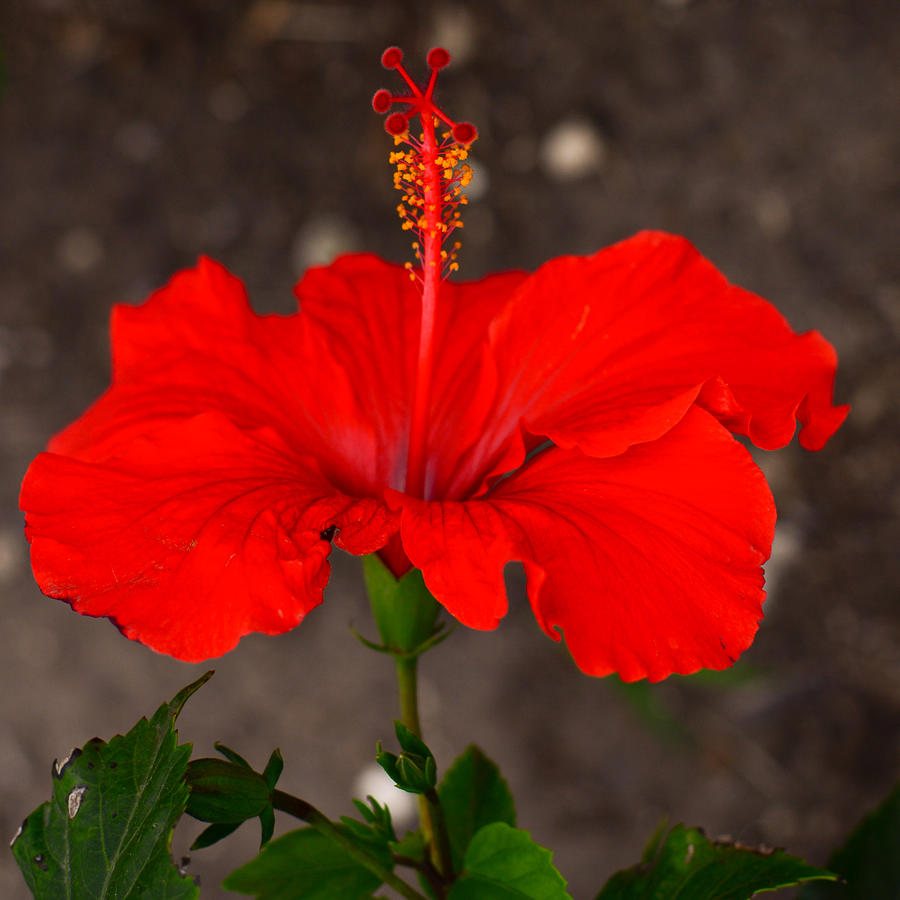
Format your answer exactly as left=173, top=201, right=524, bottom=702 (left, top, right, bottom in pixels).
left=374, top=47, right=476, bottom=498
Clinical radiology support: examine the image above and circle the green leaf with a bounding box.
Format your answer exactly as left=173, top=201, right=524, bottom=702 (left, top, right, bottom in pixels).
left=797, top=784, right=900, bottom=899
left=448, top=822, right=571, bottom=900
left=11, top=672, right=211, bottom=900
left=223, top=826, right=388, bottom=898
left=438, top=745, right=516, bottom=871
left=595, top=824, right=836, bottom=900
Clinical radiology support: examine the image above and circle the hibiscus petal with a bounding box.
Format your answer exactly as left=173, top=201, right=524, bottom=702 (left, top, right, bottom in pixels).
left=479, top=231, right=847, bottom=471
left=21, top=413, right=395, bottom=662
left=295, top=253, right=528, bottom=498
left=53, top=257, right=392, bottom=499
left=387, top=407, right=774, bottom=682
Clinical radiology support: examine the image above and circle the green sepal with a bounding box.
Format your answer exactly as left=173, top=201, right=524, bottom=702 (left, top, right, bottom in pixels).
left=11, top=672, right=212, bottom=899
left=191, top=821, right=242, bottom=851
left=362, top=554, right=443, bottom=658
left=595, top=824, right=837, bottom=899
left=797, top=783, right=900, bottom=899
left=343, top=796, right=397, bottom=846
left=448, top=822, right=571, bottom=899
left=259, top=805, right=276, bottom=847
left=214, top=742, right=253, bottom=769
left=437, top=745, right=517, bottom=871
left=394, top=720, right=432, bottom=758
left=263, top=749, right=285, bottom=789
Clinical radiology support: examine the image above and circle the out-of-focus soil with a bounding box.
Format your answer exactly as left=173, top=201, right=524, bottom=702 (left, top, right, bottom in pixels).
left=1, top=1, right=897, bottom=897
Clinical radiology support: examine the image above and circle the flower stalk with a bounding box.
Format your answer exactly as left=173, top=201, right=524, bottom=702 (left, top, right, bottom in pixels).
left=395, top=654, right=455, bottom=885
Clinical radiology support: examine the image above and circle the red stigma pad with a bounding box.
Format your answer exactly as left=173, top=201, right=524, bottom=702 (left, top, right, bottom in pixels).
left=427, top=47, right=451, bottom=69
left=373, top=47, right=477, bottom=150
left=372, top=89, right=392, bottom=113
left=385, top=112, right=409, bottom=135
left=381, top=47, right=403, bottom=69
left=452, top=122, right=477, bottom=144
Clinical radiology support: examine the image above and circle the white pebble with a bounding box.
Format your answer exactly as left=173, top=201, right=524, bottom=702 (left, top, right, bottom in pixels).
left=352, top=762, right=418, bottom=831
left=57, top=228, right=104, bottom=273
left=540, top=118, right=607, bottom=181
left=291, top=216, right=359, bottom=275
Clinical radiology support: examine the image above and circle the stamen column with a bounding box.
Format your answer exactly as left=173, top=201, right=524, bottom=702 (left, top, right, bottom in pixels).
left=405, top=117, right=441, bottom=499
left=373, top=47, right=477, bottom=500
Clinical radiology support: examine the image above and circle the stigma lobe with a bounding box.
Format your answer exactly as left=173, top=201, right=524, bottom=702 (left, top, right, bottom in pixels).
left=373, top=47, right=476, bottom=279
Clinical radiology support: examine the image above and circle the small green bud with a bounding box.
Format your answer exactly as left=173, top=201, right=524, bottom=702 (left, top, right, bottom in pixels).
left=186, top=758, right=271, bottom=823
left=376, top=733, right=437, bottom=794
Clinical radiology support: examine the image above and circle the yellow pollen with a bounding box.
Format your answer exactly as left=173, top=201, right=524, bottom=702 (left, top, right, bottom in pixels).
left=387, top=126, right=474, bottom=275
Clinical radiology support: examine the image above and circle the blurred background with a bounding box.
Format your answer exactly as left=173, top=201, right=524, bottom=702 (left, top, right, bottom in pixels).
left=1, top=1, right=898, bottom=897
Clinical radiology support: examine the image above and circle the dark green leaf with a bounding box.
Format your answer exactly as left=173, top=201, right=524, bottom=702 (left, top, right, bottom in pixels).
left=391, top=829, right=426, bottom=862
left=11, top=672, right=211, bottom=899
left=448, top=822, right=571, bottom=900
left=438, top=745, right=516, bottom=871
left=223, top=826, right=388, bottom=898
left=797, top=784, right=900, bottom=900
left=595, top=824, right=836, bottom=900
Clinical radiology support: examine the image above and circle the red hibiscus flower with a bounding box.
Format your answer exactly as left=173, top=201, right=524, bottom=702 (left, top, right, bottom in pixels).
left=19, top=50, right=847, bottom=681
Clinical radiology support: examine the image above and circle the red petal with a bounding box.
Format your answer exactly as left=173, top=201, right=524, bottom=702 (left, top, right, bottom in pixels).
left=480, top=231, right=847, bottom=467
left=22, top=413, right=395, bottom=661
left=388, top=407, right=774, bottom=682
left=58, top=257, right=412, bottom=495
left=295, top=254, right=527, bottom=498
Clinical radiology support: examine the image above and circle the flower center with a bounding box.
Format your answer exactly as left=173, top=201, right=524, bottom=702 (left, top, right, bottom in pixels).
left=373, top=47, right=477, bottom=499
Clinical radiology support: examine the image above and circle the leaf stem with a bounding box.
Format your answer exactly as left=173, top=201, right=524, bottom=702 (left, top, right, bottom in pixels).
left=271, top=790, right=428, bottom=900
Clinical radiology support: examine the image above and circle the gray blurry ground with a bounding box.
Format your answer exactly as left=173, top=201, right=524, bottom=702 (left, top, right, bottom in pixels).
left=1, top=1, right=898, bottom=897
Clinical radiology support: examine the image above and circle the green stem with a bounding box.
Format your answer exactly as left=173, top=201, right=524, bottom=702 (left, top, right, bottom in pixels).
left=395, top=656, right=455, bottom=885
left=271, top=790, right=428, bottom=900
